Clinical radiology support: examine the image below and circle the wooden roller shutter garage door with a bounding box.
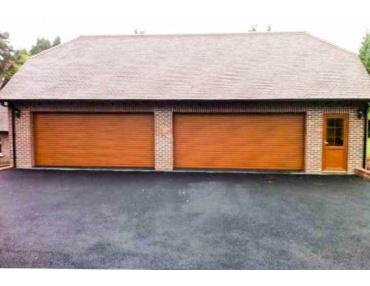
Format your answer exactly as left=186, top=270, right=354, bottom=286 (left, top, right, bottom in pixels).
left=34, top=113, right=154, bottom=168
left=174, top=114, right=305, bottom=170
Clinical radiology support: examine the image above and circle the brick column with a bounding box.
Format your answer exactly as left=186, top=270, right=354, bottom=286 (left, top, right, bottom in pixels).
left=305, top=109, right=323, bottom=173
left=154, top=108, right=173, bottom=171
left=7, top=107, right=14, bottom=167
left=348, top=108, right=365, bottom=174
left=15, top=107, right=33, bottom=168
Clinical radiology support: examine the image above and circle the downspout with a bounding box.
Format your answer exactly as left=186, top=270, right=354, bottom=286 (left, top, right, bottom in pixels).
left=363, top=103, right=369, bottom=169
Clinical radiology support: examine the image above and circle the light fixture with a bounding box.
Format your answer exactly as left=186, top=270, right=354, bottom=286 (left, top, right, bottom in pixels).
left=14, top=108, right=21, bottom=118
left=356, top=109, right=364, bottom=119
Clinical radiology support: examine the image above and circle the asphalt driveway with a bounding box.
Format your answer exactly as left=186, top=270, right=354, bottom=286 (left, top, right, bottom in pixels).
left=0, top=170, right=370, bottom=269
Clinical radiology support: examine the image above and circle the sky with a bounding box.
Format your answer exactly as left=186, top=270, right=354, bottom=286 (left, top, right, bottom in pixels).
left=1, top=0, right=370, bottom=53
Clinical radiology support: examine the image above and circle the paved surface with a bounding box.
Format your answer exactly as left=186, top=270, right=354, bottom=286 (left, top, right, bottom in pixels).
left=0, top=170, right=370, bottom=269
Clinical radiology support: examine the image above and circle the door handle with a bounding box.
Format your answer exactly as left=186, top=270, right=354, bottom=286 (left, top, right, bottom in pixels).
left=325, top=141, right=329, bottom=145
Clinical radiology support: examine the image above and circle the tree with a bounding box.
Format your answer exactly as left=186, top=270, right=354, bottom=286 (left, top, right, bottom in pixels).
left=3, top=49, right=30, bottom=86
left=248, top=25, right=272, bottom=32
left=359, top=31, right=370, bottom=75
left=249, top=25, right=258, bottom=32
left=52, top=36, right=61, bottom=46
left=30, top=36, right=61, bottom=55
left=30, top=38, right=51, bottom=55
left=2, top=35, right=60, bottom=87
left=134, top=28, right=146, bottom=35
left=0, top=32, right=13, bottom=88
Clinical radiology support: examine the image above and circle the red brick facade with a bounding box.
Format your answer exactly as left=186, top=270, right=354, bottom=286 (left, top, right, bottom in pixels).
left=0, top=132, right=9, bottom=166
left=9, top=102, right=366, bottom=174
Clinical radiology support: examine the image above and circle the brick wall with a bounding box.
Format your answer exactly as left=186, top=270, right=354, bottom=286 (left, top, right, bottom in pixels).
left=10, top=102, right=366, bottom=174
left=305, top=108, right=323, bottom=173
left=0, top=132, right=10, bottom=165
left=348, top=109, right=365, bottom=173
left=7, top=107, right=13, bottom=167
left=304, top=106, right=365, bottom=173
left=154, top=108, right=173, bottom=171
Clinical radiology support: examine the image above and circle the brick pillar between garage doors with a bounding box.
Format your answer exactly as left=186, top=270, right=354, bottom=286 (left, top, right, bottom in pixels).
left=154, top=108, right=173, bottom=171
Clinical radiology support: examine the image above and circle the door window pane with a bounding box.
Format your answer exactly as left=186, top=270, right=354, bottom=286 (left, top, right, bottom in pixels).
left=326, top=117, right=344, bottom=146
left=327, top=128, right=335, bottom=136
left=327, top=136, right=335, bottom=145
left=328, top=118, right=336, bottom=127
left=335, top=128, right=342, bottom=138
left=335, top=118, right=344, bottom=128
left=335, top=137, right=344, bottom=146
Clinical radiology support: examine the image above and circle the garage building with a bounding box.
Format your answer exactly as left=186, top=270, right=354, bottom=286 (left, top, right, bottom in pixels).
left=0, top=32, right=370, bottom=174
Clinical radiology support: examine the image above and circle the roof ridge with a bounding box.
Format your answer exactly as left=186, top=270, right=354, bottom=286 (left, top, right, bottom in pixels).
left=29, top=36, right=82, bottom=59
left=78, top=31, right=308, bottom=39
left=305, top=32, right=357, bottom=56
left=77, top=32, right=357, bottom=56
left=27, top=32, right=357, bottom=59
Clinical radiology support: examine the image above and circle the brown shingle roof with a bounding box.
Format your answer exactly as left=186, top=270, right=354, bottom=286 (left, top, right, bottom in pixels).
left=0, top=105, right=8, bottom=132
left=1, top=32, right=370, bottom=101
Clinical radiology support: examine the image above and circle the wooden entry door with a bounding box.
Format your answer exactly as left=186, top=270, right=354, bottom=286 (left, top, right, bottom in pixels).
left=323, top=114, right=349, bottom=172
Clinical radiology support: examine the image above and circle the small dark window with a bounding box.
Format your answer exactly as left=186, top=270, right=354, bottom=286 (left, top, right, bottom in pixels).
left=0, top=136, right=2, bottom=153
left=326, top=118, right=344, bottom=146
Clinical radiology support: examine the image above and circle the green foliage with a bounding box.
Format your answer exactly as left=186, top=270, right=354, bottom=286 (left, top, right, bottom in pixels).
left=359, top=31, right=370, bottom=74
left=248, top=25, right=272, bottom=32
left=30, top=38, right=51, bottom=55
left=0, top=31, right=13, bottom=87
left=53, top=36, right=61, bottom=46
left=1, top=34, right=61, bottom=87
left=249, top=25, right=258, bottom=32
left=4, top=49, right=30, bottom=83
left=134, top=28, right=146, bottom=35
left=30, top=36, right=61, bottom=55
